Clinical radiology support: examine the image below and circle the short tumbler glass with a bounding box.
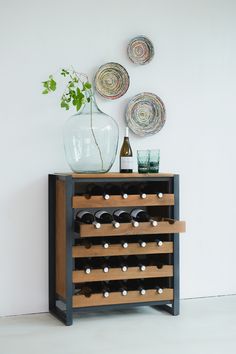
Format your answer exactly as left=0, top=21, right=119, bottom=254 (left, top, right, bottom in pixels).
left=149, top=149, right=160, bottom=173
left=137, top=150, right=150, bottom=173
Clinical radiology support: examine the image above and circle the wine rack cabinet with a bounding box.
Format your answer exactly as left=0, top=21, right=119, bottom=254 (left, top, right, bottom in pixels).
left=49, top=173, right=186, bottom=325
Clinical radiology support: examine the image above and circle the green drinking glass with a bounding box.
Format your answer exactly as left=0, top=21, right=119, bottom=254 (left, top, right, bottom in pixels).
left=137, top=150, right=150, bottom=173
left=149, top=149, right=160, bottom=173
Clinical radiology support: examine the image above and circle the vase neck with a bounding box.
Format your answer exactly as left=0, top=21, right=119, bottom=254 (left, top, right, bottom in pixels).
left=81, top=96, right=100, bottom=114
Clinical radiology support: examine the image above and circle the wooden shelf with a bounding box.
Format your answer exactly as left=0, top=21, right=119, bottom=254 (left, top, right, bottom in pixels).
left=72, top=173, right=175, bottom=179
left=78, top=221, right=186, bottom=238
left=72, top=241, right=173, bottom=258
left=72, top=193, right=174, bottom=208
left=73, top=265, right=173, bottom=283
left=73, top=288, right=174, bottom=308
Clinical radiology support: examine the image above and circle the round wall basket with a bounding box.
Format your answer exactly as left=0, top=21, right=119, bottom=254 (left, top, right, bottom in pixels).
left=127, top=36, right=154, bottom=65
left=126, top=92, right=166, bottom=136
left=94, top=62, right=130, bottom=100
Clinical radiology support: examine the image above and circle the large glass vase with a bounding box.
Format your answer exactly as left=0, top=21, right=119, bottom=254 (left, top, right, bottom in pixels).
left=63, top=97, right=119, bottom=173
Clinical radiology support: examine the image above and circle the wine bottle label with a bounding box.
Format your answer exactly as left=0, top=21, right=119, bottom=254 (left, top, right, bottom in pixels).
left=95, top=210, right=108, bottom=218
left=120, top=156, right=133, bottom=170
left=131, top=209, right=144, bottom=218
left=114, top=210, right=126, bottom=217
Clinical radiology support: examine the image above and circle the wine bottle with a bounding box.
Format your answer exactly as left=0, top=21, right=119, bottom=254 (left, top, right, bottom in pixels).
left=138, top=262, right=146, bottom=271
left=117, top=281, right=128, bottom=296
left=112, top=256, right=128, bottom=272
left=120, top=261, right=128, bottom=272
left=85, top=183, right=109, bottom=200
left=103, top=183, right=120, bottom=197
left=83, top=264, right=92, bottom=274
left=129, top=255, right=146, bottom=271
left=138, top=239, right=147, bottom=248
left=120, top=240, right=128, bottom=249
left=75, top=210, right=94, bottom=224
left=81, top=240, right=92, bottom=249
left=155, top=285, right=163, bottom=294
left=139, top=183, right=148, bottom=199
left=101, top=282, right=110, bottom=298
left=130, top=209, right=158, bottom=226
left=155, top=239, right=163, bottom=247
left=120, top=127, right=133, bottom=173
left=113, top=209, right=132, bottom=223
left=100, top=261, right=110, bottom=273
left=94, top=210, right=116, bottom=226
left=76, top=286, right=93, bottom=298
left=135, top=280, right=146, bottom=295
left=101, top=240, right=110, bottom=249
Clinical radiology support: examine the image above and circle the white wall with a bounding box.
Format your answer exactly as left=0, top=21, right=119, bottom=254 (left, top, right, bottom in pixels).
left=0, top=0, right=236, bottom=316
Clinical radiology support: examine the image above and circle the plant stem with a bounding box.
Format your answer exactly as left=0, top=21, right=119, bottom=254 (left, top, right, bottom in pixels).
left=89, top=99, right=104, bottom=171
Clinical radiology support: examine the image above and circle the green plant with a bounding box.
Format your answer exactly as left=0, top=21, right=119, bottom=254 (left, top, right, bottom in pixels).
left=42, top=67, right=104, bottom=170
left=42, top=68, right=92, bottom=112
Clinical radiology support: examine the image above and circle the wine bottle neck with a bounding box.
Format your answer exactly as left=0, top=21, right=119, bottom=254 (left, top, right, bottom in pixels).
left=125, top=127, right=129, bottom=138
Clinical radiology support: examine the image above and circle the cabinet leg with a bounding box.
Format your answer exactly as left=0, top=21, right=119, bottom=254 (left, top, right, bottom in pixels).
left=152, top=300, right=180, bottom=316
left=49, top=306, right=73, bottom=326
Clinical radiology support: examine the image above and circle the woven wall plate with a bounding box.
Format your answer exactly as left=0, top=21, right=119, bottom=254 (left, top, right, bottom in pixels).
left=94, top=62, right=130, bottom=100
left=127, top=36, right=154, bottom=65
left=126, top=92, right=166, bottom=136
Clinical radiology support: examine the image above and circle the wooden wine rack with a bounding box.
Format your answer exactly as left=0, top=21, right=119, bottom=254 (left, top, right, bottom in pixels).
left=49, top=173, right=186, bottom=325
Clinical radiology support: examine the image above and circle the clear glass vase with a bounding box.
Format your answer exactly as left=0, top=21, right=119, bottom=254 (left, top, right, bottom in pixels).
left=63, top=97, right=119, bottom=173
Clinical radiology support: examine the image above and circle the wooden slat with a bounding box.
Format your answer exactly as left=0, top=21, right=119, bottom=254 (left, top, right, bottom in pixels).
left=73, top=265, right=173, bottom=283
left=72, top=173, right=174, bottom=179
left=72, top=193, right=174, bottom=208
left=72, top=241, right=173, bottom=258
left=55, top=180, right=66, bottom=299
left=73, top=288, right=174, bottom=308
left=79, top=221, right=186, bottom=238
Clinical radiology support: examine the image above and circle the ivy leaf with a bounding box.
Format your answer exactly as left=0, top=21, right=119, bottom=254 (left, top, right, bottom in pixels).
left=42, top=89, right=49, bottom=94
left=68, top=81, right=74, bottom=88
left=76, top=101, right=82, bottom=111
left=84, top=82, right=92, bottom=89
left=50, top=79, right=56, bottom=91
left=61, top=101, right=69, bottom=110
left=43, top=81, right=49, bottom=89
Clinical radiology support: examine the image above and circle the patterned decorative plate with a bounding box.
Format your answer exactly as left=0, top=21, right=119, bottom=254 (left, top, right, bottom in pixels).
left=126, top=92, right=166, bottom=136
left=127, top=36, right=154, bottom=65
left=94, top=62, right=130, bottom=100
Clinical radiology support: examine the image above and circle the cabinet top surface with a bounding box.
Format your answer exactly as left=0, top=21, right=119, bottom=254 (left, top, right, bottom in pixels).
left=52, top=172, right=175, bottom=178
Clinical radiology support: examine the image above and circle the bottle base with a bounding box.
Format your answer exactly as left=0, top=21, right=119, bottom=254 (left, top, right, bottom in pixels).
left=120, top=170, right=133, bottom=173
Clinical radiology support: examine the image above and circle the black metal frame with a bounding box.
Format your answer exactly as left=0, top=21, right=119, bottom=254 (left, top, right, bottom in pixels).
left=48, top=174, right=181, bottom=325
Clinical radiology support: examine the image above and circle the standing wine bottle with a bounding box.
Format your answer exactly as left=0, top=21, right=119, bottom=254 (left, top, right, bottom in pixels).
left=120, top=127, right=133, bottom=173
